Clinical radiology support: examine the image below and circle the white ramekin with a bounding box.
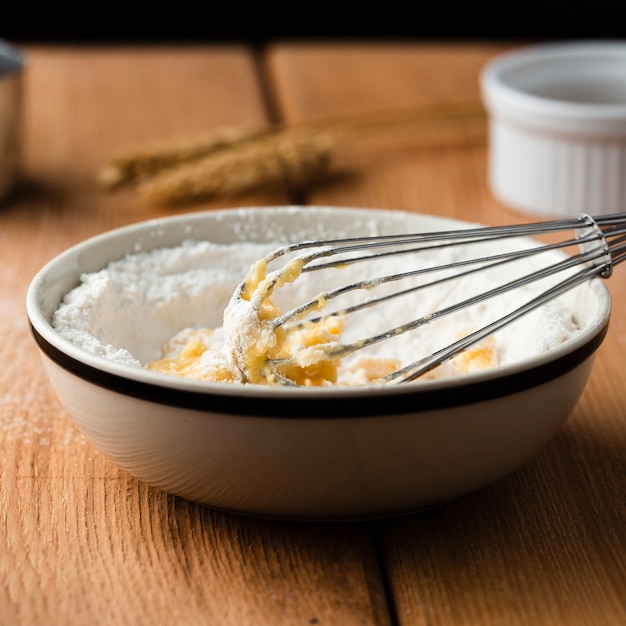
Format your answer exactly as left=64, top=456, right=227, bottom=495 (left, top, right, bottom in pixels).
left=480, top=40, right=626, bottom=218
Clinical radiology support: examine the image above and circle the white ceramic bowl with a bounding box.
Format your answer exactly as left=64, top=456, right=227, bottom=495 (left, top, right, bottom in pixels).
left=481, top=40, right=626, bottom=218
left=26, top=206, right=611, bottom=521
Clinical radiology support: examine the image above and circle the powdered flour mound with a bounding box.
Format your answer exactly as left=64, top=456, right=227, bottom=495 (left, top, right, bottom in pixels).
left=52, top=239, right=580, bottom=385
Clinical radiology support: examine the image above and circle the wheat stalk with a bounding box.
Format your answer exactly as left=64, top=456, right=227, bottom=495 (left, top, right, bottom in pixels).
left=138, top=127, right=334, bottom=206
left=98, top=102, right=486, bottom=206
left=98, top=124, right=268, bottom=188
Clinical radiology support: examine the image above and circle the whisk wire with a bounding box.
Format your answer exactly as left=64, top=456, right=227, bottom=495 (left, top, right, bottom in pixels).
left=236, top=212, right=624, bottom=385
left=271, top=245, right=605, bottom=366
left=386, top=261, right=604, bottom=382
left=273, top=233, right=606, bottom=329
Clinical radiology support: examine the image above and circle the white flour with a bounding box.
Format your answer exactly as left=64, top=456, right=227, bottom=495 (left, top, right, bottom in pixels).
left=51, top=238, right=581, bottom=384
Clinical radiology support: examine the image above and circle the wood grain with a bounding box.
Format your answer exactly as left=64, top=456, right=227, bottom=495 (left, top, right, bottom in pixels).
left=266, top=41, right=626, bottom=626
left=1, top=45, right=391, bottom=626
left=2, top=41, right=625, bottom=626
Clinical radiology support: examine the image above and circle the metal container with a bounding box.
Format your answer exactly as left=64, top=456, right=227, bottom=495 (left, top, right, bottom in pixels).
left=0, top=40, right=24, bottom=203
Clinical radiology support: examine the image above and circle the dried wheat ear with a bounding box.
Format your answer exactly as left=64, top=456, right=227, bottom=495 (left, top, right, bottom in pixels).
left=97, top=102, right=486, bottom=206
left=99, top=126, right=334, bottom=206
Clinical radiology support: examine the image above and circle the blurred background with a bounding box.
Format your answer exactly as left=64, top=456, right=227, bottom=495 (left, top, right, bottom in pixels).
left=3, top=2, right=626, bottom=46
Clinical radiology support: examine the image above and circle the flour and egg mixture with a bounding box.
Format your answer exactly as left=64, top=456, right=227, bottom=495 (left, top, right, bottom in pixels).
left=51, top=236, right=581, bottom=387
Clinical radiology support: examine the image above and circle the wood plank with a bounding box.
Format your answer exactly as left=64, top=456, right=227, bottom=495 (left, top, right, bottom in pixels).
left=265, top=41, right=522, bottom=226
left=0, top=46, right=391, bottom=626
left=265, top=41, right=626, bottom=625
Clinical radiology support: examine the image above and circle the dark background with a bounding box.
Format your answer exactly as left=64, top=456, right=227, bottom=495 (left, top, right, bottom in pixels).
left=3, top=2, right=626, bottom=47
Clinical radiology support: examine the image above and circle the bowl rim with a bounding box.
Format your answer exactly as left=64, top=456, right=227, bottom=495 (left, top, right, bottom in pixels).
left=480, top=40, right=626, bottom=134
left=26, top=205, right=612, bottom=418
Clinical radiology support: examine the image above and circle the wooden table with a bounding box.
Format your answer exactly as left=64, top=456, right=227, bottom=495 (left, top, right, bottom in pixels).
left=2, top=41, right=625, bottom=626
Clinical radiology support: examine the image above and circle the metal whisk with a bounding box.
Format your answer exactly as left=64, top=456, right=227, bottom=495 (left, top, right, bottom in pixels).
left=228, top=213, right=626, bottom=386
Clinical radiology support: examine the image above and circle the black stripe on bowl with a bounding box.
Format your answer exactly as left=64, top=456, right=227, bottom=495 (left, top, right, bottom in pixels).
left=29, top=321, right=608, bottom=418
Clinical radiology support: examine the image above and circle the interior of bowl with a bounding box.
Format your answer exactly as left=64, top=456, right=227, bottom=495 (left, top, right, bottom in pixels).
left=497, top=44, right=626, bottom=105
left=27, top=206, right=612, bottom=402
left=486, top=42, right=626, bottom=104
left=481, top=41, right=626, bottom=137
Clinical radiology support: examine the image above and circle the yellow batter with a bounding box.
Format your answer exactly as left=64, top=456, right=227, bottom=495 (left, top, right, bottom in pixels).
left=148, top=256, right=361, bottom=386
left=146, top=250, right=497, bottom=386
